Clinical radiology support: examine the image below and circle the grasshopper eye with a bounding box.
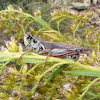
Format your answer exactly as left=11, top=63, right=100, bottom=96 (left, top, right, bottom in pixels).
left=76, top=49, right=81, bottom=53
left=27, top=35, right=32, bottom=40
left=32, top=38, right=37, bottom=43
left=27, top=36, right=30, bottom=39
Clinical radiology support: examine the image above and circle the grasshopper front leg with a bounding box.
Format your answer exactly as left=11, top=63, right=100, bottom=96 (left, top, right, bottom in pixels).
left=18, top=48, right=33, bottom=61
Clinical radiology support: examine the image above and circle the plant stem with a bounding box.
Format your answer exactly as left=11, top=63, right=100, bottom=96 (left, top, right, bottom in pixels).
left=0, top=60, right=10, bottom=75
left=27, top=64, right=39, bottom=74
left=77, top=77, right=100, bottom=100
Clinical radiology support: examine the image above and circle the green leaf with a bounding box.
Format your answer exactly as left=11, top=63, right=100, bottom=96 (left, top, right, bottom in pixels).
left=43, top=32, right=63, bottom=41
left=35, top=16, right=51, bottom=30
left=73, top=75, right=82, bottom=84
left=21, top=58, right=44, bottom=64
left=0, top=57, right=13, bottom=62
left=77, top=34, right=91, bottom=48
left=66, top=70, right=100, bottom=77
left=44, top=64, right=69, bottom=84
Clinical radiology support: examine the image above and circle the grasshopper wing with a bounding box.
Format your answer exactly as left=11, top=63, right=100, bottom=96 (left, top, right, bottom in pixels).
left=40, top=40, right=92, bottom=54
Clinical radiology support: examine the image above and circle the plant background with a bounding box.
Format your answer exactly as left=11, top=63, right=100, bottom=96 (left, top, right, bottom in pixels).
left=0, top=0, right=100, bottom=100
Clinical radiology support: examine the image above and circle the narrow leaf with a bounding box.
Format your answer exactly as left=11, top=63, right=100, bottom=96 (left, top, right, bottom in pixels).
left=43, top=32, right=63, bottom=41
left=44, top=64, right=69, bottom=84
left=21, top=58, right=44, bottom=64
left=35, top=17, right=51, bottom=30
left=66, top=70, right=100, bottom=77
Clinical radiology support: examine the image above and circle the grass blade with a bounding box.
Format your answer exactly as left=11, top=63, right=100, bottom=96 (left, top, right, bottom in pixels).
left=66, top=70, right=100, bottom=77
left=35, top=16, right=51, bottom=30
left=44, top=64, right=69, bottom=84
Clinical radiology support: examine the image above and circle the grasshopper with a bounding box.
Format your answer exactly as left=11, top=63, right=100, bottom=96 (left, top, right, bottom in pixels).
left=23, top=33, right=92, bottom=61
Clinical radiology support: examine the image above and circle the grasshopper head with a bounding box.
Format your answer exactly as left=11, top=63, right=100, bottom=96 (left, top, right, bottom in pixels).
left=24, top=33, right=32, bottom=49
left=76, top=48, right=92, bottom=54
left=24, top=33, right=45, bottom=53
left=24, top=33, right=39, bottom=49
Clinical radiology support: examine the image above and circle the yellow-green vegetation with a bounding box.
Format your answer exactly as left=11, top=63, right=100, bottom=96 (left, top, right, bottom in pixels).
left=0, top=5, right=100, bottom=100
